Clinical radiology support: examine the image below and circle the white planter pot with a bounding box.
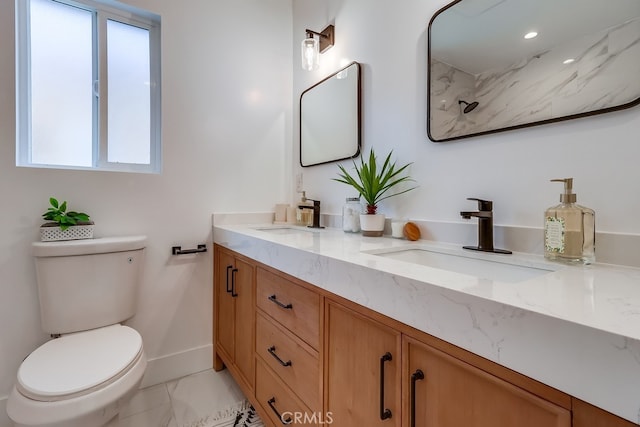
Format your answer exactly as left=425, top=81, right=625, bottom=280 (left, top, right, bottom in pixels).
left=360, top=214, right=385, bottom=237
left=40, top=223, right=95, bottom=242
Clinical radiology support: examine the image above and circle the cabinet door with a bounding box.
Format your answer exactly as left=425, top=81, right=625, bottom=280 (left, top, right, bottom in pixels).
left=215, top=249, right=236, bottom=363
left=233, top=257, right=255, bottom=387
left=405, top=337, right=570, bottom=427
left=572, top=398, right=638, bottom=427
left=214, top=248, right=255, bottom=389
left=326, top=300, right=401, bottom=426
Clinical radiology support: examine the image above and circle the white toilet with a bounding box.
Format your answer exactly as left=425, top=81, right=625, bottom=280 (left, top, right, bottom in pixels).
left=7, top=236, right=148, bottom=427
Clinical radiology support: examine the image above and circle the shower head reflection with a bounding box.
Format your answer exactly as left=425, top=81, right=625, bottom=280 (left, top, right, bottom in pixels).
left=458, top=100, right=479, bottom=114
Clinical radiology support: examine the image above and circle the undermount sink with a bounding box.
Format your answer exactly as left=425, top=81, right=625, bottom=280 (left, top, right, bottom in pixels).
left=251, top=225, right=322, bottom=235
left=365, top=246, right=556, bottom=283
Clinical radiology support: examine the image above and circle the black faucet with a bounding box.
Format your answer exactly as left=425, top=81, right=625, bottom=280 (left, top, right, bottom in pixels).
left=298, top=198, right=324, bottom=229
left=460, top=198, right=511, bottom=254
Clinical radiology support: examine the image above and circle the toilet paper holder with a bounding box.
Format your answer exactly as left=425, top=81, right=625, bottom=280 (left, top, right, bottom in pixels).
left=172, top=244, right=208, bottom=255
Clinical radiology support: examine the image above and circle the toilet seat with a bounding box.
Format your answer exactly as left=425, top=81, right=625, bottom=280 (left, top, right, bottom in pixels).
left=16, top=325, right=143, bottom=402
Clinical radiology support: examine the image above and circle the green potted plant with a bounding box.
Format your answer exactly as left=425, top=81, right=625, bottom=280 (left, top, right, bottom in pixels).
left=334, top=148, right=416, bottom=236
left=40, top=197, right=94, bottom=241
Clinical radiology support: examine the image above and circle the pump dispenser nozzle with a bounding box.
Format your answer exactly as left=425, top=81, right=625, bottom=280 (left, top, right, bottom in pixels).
left=550, top=178, right=577, bottom=203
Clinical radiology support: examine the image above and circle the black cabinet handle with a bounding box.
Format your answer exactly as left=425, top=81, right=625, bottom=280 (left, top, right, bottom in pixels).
left=268, top=346, right=292, bottom=367
left=410, top=369, right=425, bottom=427
left=379, top=352, right=393, bottom=420
left=231, top=268, right=238, bottom=297
left=268, top=294, right=293, bottom=309
left=225, top=265, right=233, bottom=293
left=267, top=397, right=292, bottom=425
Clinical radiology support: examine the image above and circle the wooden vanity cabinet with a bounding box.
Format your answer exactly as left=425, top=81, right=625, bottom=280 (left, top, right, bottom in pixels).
left=404, top=336, right=570, bottom=427
left=572, top=398, right=638, bottom=427
left=213, top=246, right=639, bottom=427
left=254, top=267, right=323, bottom=426
left=213, top=246, right=255, bottom=391
left=325, top=299, right=402, bottom=426
left=256, top=267, right=320, bottom=350
left=325, top=297, right=569, bottom=427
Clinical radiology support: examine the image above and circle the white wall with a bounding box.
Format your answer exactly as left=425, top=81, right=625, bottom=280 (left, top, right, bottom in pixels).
left=0, top=0, right=292, bottom=422
left=293, top=0, right=640, bottom=236
left=2, top=0, right=640, bottom=422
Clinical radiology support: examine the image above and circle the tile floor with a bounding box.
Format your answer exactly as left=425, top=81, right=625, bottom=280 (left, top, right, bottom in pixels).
left=120, top=369, right=247, bottom=427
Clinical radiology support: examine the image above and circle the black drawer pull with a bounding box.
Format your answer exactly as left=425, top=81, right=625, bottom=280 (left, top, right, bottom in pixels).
left=225, top=265, right=233, bottom=293
left=379, top=352, right=393, bottom=420
left=268, top=346, right=292, bottom=367
left=231, top=268, right=238, bottom=297
left=268, top=294, right=293, bottom=309
left=267, top=397, right=292, bottom=425
left=411, top=369, right=425, bottom=427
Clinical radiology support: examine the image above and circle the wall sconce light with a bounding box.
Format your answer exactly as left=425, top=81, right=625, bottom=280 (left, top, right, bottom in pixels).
left=301, top=25, right=335, bottom=71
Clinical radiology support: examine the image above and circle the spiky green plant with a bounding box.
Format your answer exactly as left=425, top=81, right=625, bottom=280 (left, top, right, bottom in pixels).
left=42, top=197, right=91, bottom=230
left=334, top=149, right=417, bottom=214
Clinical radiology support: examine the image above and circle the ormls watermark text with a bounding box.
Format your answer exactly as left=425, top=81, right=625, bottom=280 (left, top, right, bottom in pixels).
left=281, top=411, right=334, bottom=424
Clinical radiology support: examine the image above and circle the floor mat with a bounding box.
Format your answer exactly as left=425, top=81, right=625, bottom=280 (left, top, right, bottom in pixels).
left=178, top=399, right=264, bottom=427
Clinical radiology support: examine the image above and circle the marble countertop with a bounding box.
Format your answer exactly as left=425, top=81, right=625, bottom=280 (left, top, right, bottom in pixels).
left=213, top=216, right=640, bottom=424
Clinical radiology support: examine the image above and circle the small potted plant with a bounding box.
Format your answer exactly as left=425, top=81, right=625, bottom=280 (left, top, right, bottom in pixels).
left=40, top=197, right=94, bottom=241
left=334, top=148, right=416, bottom=236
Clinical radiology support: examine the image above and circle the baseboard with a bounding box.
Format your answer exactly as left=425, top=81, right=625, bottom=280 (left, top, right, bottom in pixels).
left=140, top=344, right=213, bottom=389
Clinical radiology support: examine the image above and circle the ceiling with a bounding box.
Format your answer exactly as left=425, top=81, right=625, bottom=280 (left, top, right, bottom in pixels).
left=430, top=0, right=640, bottom=75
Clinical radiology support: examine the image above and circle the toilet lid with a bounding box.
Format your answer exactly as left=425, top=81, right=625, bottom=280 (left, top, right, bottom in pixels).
left=17, top=325, right=143, bottom=400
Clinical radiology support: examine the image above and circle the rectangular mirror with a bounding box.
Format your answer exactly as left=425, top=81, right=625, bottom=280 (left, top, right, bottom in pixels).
left=428, top=0, right=640, bottom=142
left=300, top=62, right=361, bottom=167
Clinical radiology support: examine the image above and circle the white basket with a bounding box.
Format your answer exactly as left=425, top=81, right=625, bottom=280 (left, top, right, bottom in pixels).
left=40, top=224, right=95, bottom=242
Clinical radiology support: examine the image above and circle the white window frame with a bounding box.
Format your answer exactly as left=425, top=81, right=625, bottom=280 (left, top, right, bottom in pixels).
left=15, top=0, right=162, bottom=173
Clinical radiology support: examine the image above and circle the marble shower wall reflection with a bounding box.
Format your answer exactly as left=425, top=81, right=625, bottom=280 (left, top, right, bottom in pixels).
left=429, top=18, right=640, bottom=141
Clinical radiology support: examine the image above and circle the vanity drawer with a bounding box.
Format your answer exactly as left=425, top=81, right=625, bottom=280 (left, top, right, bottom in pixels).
left=256, top=268, right=320, bottom=349
left=256, top=358, right=318, bottom=427
left=256, top=312, right=320, bottom=411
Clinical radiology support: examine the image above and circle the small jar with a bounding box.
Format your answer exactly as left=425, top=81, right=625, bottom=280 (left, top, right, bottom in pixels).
left=391, top=220, right=406, bottom=238
left=342, top=197, right=362, bottom=233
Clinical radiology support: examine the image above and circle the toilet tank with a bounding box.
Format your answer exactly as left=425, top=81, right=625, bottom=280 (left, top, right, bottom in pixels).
left=32, top=236, right=147, bottom=334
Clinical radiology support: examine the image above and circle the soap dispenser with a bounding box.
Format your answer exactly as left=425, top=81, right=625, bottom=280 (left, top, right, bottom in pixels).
left=296, top=191, right=314, bottom=227
left=544, top=178, right=595, bottom=264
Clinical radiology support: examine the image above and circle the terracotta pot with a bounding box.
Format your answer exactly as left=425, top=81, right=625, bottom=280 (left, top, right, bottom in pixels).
left=359, top=214, right=385, bottom=237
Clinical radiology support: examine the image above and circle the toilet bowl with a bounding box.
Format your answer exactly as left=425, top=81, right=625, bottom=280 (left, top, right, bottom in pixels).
left=7, top=236, right=148, bottom=427
left=7, top=325, right=146, bottom=427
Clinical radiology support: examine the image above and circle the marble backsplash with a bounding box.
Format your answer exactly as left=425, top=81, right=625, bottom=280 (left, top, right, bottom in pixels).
left=319, top=213, right=640, bottom=269
left=430, top=18, right=640, bottom=140
left=213, top=213, right=640, bottom=269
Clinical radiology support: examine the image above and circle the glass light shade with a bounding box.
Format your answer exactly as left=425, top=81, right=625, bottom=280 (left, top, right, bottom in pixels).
left=301, top=37, right=319, bottom=71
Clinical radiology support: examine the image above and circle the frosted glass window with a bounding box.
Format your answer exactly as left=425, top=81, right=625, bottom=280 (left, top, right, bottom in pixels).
left=15, top=0, right=161, bottom=173
left=30, top=0, right=93, bottom=167
left=107, top=20, right=151, bottom=164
